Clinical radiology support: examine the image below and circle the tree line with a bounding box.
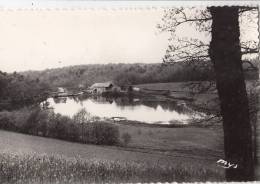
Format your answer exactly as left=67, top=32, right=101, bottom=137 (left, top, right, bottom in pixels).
left=0, top=71, right=51, bottom=110
left=21, top=59, right=257, bottom=89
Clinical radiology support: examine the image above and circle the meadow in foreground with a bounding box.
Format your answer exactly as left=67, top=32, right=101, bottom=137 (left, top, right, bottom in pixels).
left=0, top=151, right=224, bottom=183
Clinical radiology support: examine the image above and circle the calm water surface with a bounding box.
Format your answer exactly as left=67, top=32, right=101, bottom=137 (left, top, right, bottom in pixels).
left=44, top=96, right=206, bottom=124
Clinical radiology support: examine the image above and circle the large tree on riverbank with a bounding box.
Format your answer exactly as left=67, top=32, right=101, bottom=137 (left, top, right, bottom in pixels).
left=159, top=6, right=258, bottom=181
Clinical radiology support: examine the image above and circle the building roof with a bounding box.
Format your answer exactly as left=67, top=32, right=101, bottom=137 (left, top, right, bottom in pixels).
left=90, top=82, right=113, bottom=88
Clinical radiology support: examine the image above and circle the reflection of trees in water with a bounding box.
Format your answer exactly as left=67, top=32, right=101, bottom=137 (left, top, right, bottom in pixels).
left=70, top=96, right=197, bottom=115
left=77, top=95, right=113, bottom=104
left=112, top=97, right=196, bottom=115
left=80, top=96, right=134, bottom=105
left=114, top=97, right=135, bottom=106
left=77, top=94, right=89, bottom=101
left=53, top=97, right=67, bottom=104
left=92, top=96, right=113, bottom=104
left=69, top=96, right=80, bottom=103
left=141, top=101, right=191, bottom=114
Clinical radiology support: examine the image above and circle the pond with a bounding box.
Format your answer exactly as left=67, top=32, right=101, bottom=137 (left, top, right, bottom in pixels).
left=43, top=96, right=206, bottom=124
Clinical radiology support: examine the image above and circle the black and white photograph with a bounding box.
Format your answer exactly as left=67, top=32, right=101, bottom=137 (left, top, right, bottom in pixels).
left=0, top=1, right=259, bottom=183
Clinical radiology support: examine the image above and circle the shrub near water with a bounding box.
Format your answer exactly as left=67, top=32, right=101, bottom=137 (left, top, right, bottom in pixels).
left=89, top=122, right=120, bottom=145
left=121, top=132, right=132, bottom=146
left=0, top=152, right=224, bottom=183
left=0, top=107, right=120, bottom=146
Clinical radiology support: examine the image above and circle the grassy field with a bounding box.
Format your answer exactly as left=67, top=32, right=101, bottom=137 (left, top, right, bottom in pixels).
left=0, top=150, right=222, bottom=183
left=0, top=120, right=225, bottom=183
left=117, top=123, right=224, bottom=161
left=136, top=81, right=215, bottom=92
left=135, top=81, right=257, bottom=92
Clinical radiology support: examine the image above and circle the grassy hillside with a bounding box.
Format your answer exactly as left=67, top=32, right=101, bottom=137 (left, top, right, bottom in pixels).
left=0, top=123, right=225, bottom=182
left=0, top=125, right=224, bottom=164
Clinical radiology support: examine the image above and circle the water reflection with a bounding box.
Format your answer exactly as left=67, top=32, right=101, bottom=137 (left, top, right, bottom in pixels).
left=44, top=96, right=205, bottom=124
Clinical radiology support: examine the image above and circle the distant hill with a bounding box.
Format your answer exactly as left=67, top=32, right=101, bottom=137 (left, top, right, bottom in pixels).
left=20, top=60, right=258, bottom=89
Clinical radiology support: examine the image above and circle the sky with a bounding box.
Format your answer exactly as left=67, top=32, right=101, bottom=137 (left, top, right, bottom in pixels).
left=0, top=9, right=171, bottom=72
left=0, top=3, right=258, bottom=72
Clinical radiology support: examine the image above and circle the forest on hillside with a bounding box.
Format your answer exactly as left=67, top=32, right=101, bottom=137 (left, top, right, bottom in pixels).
left=20, top=62, right=214, bottom=89
left=21, top=59, right=258, bottom=89
left=0, top=71, right=50, bottom=110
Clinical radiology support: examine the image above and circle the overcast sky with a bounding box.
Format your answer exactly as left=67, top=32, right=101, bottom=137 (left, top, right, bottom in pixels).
left=0, top=9, right=172, bottom=72
left=0, top=5, right=258, bottom=72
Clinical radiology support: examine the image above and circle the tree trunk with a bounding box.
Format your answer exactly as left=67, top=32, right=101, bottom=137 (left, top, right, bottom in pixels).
left=209, top=7, right=254, bottom=181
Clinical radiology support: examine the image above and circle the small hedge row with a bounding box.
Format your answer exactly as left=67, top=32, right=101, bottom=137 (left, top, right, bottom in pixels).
left=0, top=107, right=120, bottom=145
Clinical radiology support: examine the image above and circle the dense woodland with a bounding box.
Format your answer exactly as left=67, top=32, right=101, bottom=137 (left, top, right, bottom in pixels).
left=21, top=62, right=213, bottom=89
left=0, top=71, right=50, bottom=109
left=21, top=59, right=258, bottom=89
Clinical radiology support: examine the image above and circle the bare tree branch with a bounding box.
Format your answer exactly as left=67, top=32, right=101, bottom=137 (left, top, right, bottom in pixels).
left=158, top=6, right=258, bottom=64
left=239, top=6, right=258, bottom=14
left=241, top=41, right=259, bottom=54
left=157, top=7, right=212, bottom=34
